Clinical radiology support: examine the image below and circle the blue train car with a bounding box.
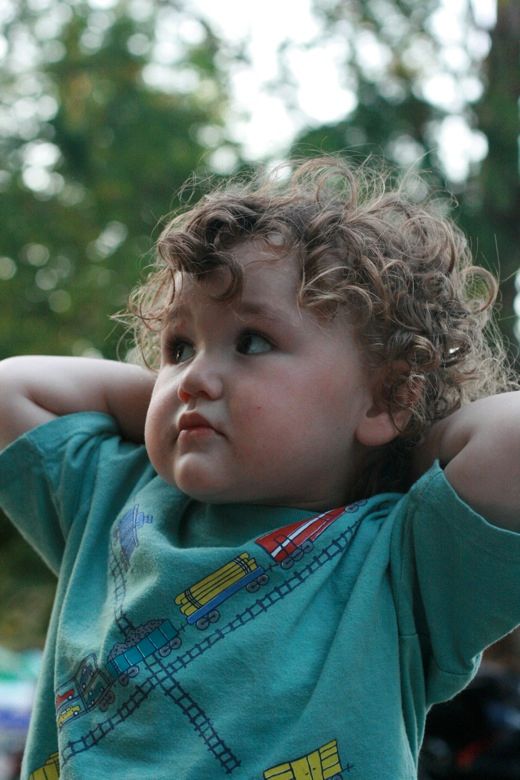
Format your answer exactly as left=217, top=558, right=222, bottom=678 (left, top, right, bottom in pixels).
left=107, top=619, right=181, bottom=680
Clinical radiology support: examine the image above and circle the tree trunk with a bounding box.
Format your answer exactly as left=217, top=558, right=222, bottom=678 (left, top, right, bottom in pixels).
left=467, top=0, right=520, bottom=361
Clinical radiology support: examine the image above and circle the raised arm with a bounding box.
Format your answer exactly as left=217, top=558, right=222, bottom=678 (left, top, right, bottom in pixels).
left=413, top=392, right=520, bottom=531
left=0, top=355, right=156, bottom=449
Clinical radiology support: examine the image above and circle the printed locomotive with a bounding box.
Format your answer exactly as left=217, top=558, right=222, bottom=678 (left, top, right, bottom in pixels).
left=55, top=618, right=180, bottom=728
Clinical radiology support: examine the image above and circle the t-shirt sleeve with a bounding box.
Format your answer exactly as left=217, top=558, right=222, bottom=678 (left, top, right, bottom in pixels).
left=0, top=412, right=153, bottom=575
left=391, top=461, right=520, bottom=705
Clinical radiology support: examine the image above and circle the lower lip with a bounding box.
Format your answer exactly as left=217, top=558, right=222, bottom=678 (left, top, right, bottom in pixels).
left=178, top=426, right=217, bottom=442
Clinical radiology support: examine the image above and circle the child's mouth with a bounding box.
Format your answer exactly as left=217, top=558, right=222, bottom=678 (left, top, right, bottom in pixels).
left=177, top=411, right=221, bottom=442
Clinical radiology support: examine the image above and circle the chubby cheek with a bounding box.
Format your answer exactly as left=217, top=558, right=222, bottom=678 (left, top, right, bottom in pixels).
left=232, top=385, right=312, bottom=461
left=144, top=392, right=174, bottom=477
left=144, top=409, right=161, bottom=474
left=238, top=375, right=353, bottom=462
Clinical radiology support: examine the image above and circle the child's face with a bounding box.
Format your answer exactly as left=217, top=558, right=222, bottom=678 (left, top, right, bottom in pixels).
left=144, top=240, right=378, bottom=510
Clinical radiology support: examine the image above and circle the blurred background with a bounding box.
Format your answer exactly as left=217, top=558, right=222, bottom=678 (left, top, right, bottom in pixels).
left=0, top=0, right=518, bottom=777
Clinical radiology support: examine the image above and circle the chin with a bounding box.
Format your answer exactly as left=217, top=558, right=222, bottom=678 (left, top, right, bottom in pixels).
left=180, top=486, right=235, bottom=504
left=173, top=472, right=234, bottom=503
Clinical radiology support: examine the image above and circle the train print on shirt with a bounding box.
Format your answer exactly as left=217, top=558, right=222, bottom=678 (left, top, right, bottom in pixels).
left=46, top=501, right=365, bottom=777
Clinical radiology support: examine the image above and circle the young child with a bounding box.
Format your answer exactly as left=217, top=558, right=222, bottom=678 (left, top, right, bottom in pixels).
left=1, top=157, right=519, bottom=779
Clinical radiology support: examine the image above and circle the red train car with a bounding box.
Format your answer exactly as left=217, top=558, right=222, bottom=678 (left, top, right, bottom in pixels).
left=256, top=507, right=346, bottom=568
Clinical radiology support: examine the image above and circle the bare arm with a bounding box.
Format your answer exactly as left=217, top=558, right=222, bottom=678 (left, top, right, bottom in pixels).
left=413, top=392, right=520, bottom=531
left=0, top=356, right=156, bottom=449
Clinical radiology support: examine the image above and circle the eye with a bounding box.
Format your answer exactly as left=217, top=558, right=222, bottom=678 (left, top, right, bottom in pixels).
left=166, top=338, right=195, bottom=364
left=236, top=331, right=272, bottom=355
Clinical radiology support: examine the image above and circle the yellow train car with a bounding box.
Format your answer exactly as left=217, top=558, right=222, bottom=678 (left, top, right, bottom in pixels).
left=263, top=739, right=344, bottom=780
left=29, top=751, right=60, bottom=780
left=175, top=552, right=268, bottom=628
left=56, top=703, right=81, bottom=728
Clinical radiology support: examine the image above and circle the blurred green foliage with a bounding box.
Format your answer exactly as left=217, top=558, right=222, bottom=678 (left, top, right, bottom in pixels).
left=292, top=0, right=519, bottom=350
left=0, top=0, right=518, bottom=650
left=0, top=1, right=237, bottom=360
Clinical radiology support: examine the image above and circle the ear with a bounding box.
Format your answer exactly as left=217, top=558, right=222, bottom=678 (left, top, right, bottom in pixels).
left=355, top=404, right=412, bottom=448
left=355, top=365, right=424, bottom=448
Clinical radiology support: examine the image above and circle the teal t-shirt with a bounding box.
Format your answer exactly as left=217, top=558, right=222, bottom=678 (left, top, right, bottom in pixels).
left=1, top=412, right=520, bottom=780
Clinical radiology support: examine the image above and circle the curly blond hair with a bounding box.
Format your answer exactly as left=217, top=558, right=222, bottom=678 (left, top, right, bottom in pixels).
left=127, top=156, right=513, bottom=495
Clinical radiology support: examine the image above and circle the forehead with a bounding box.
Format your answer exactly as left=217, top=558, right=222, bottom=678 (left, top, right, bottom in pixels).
left=171, top=239, right=301, bottom=311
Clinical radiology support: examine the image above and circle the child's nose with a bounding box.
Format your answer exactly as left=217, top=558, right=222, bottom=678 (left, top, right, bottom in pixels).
left=177, top=355, right=223, bottom=402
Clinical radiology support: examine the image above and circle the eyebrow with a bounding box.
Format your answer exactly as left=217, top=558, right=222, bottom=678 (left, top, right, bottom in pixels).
left=164, top=299, right=292, bottom=326
left=233, top=299, right=290, bottom=323
left=163, top=303, right=190, bottom=324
